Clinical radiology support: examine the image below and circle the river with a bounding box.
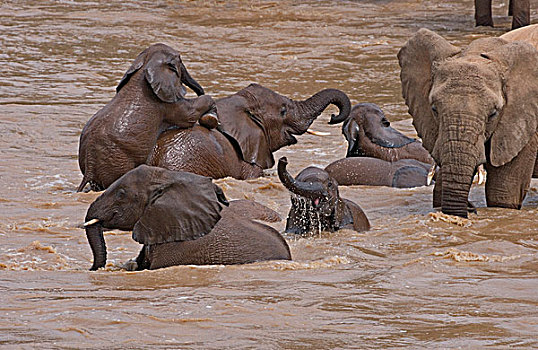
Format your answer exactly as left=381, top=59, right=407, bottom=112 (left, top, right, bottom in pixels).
left=1, top=0, right=537, bottom=348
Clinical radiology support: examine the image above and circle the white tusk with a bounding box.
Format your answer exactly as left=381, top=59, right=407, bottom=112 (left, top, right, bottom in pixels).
left=427, top=164, right=436, bottom=186
left=477, top=164, right=487, bottom=185
left=83, top=218, right=100, bottom=227
left=307, top=129, right=330, bottom=136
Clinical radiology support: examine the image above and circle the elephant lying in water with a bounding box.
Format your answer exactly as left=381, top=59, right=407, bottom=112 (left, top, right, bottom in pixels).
left=83, top=165, right=291, bottom=271
left=342, top=103, right=433, bottom=165
left=277, top=157, right=370, bottom=236
left=327, top=103, right=433, bottom=188
left=149, top=83, right=351, bottom=179
left=78, top=43, right=217, bottom=192
left=398, top=28, right=538, bottom=218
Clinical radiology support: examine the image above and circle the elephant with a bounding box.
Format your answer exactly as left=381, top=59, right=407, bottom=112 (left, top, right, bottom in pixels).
left=324, top=157, right=432, bottom=188
left=82, top=165, right=291, bottom=271
left=277, top=157, right=370, bottom=236
left=398, top=28, right=538, bottom=218
left=78, top=43, right=217, bottom=192
left=149, top=83, right=351, bottom=179
left=500, top=23, right=538, bottom=49
left=474, top=0, right=530, bottom=30
left=342, top=102, right=434, bottom=165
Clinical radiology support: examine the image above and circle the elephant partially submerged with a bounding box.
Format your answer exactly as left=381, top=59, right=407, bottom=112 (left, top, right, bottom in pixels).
left=277, top=157, right=370, bottom=236
left=78, top=43, right=217, bottom=192
left=83, top=165, right=291, bottom=271
left=398, top=28, right=538, bottom=218
left=342, top=103, right=433, bottom=165
left=149, top=83, right=351, bottom=179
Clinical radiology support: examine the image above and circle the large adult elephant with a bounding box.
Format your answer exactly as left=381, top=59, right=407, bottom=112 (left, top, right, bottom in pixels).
left=82, top=165, right=291, bottom=271
left=398, top=28, right=538, bottom=218
left=78, top=43, right=217, bottom=192
left=475, top=0, right=530, bottom=29
left=149, top=83, right=351, bottom=179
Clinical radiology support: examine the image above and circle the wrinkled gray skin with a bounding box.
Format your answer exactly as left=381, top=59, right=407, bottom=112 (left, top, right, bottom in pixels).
left=343, top=103, right=433, bottom=165
left=277, top=157, right=370, bottom=236
left=325, top=157, right=432, bottom=188
left=475, top=0, right=529, bottom=30
left=149, top=84, right=351, bottom=179
left=399, top=28, right=538, bottom=218
left=78, top=43, right=217, bottom=192
left=83, top=165, right=290, bottom=271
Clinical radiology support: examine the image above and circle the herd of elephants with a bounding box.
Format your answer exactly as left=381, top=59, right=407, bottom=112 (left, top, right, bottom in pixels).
left=77, top=3, right=537, bottom=271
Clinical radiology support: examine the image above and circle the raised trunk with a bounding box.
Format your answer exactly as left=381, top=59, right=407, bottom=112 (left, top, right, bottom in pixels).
left=293, top=89, right=351, bottom=132
left=277, top=157, right=327, bottom=199
left=85, top=223, right=107, bottom=270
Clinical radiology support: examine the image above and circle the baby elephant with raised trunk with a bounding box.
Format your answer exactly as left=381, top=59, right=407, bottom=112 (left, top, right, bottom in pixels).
left=78, top=43, right=217, bottom=192
left=83, top=165, right=291, bottom=271
left=277, top=157, right=370, bottom=236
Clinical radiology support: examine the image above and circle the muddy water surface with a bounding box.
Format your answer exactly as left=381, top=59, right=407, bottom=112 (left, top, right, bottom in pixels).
left=1, top=1, right=537, bottom=348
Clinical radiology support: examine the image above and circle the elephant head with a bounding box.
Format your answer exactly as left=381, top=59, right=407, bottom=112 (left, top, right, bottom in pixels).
left=278, top=157, right=359, bottom=235
left=343, top=103, right=416, bottom=157
left=218, top=84, right=351, bottom=169
left=398, top=28, right=538, bottom=217
left=117, top=43, right=205, bottom=102
left=82, top=165, right=228, bottom=270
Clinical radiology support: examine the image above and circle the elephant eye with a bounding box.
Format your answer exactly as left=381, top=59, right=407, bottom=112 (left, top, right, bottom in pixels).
left=116, top=188, right=127, bottom=200
left=488, top=109, right=498, bottom=120
left=431, top=105, right=438, bottom=116
left=280, top=106, right=287, bottom=117
left=381, top=118, right=390, bottom=127
left=167, top=62, right=178, bottom=74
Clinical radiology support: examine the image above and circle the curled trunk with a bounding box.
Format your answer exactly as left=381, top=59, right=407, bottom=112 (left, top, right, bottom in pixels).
left=180, top=62, right=205, bottom=96
left=85, top=223, right=107, bottom=271
left=294, top=89, right=351, bottom=132
left=277, top=157, right=327, bottom=199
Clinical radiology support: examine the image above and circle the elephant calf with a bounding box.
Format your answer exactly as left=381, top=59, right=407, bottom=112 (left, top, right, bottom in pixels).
left=83, top=165, right=291, bottom=271
left=342, top=103, right=433, bottom=165
left=78, top=43, right=217, bottom=192
left=277, top=157, right=370, bottom=236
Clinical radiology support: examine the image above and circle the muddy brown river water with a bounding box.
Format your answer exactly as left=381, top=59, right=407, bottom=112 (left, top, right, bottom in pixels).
left=1, top=0, right=537, bottom=348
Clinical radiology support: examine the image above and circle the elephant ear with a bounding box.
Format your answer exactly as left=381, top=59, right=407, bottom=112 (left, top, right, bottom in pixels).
left=144, top=54, right=185, bottom=103
left=342, top=118, right=360, bottom=155
left=398, top=28, right=461, bottom=155
left=217, top=91, right=274, bottom=168
left=116, top=48, right=147, bottom=93
left=482, top=42, right=538, bottom=167
left=132, top=173, right=227, bottom=245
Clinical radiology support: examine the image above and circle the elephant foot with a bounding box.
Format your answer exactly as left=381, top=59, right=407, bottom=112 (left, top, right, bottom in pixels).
left=122, top=259, right=139, bottom=271
left=199, top=112, right=219, bottom=129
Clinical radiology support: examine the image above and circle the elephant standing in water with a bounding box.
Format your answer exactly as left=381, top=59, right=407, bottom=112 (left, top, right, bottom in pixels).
left=278, top=157, right=370, bottom=236
left=149, top=83, right=351, bottom=179
left=474, top=0, right=530, bottom=29
left=83, top=165, right=291, bottom=271
left=78, top=43, right=217, bottom=191
left=398, top=28, right=538, bottom=218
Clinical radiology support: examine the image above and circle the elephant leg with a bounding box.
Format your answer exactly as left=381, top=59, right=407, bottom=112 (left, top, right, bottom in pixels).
left=533, top=155, right=538, bottom=178
left=511, top=0, right=530, bottom=29
left=485, top=132, right=538, bottom=208
left=124, top=246, right=151, bottom=271
left=475, top=0, right=494, bottom=27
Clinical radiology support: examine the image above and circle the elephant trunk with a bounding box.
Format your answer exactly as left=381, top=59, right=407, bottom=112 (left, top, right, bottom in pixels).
left=278, top=157, right=328, bottom=199
left=180, top=63, right=205, bottom=97
left=85, top=223, right=107, bottom=271
left=293, top=89, right=351, bottom=132
left=439, top=132, right=482, bottom=218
